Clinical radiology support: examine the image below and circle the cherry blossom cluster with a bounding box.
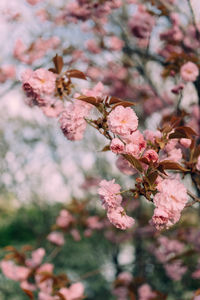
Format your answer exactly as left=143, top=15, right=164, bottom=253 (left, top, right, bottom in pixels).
left=20, top=57, right=200, bottom=232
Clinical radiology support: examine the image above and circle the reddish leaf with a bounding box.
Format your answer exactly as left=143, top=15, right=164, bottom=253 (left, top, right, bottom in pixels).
left=22, top=289, right=34, bottom=300
left=53, top=54, right=63, bottom=74
left=66, top=69, right=87, bottom=80
left=111, top=101, right=136, bottom=110
left=159, top=160, right=189, bottom=172
left=169, top=126, right=197, bottom=139
left=4, top=246, right=16, bottom=252
left=147, top=171, right=158, bottom=186
left=101, top=145, right=110, bottom=152
left=77, top=95, right=98, bottom=106
left=123, top=154, right=143, bottom=172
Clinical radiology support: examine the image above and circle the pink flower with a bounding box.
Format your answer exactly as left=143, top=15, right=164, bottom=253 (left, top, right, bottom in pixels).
left=86, top=216, right=103, bottom=229
left=180, top=138, right=191, bottom=148
left=98, top=179, right=122, bottom=209
left=26, top=248, right=45, bottom=268
left=107, top=206, right=135, bottom=230
left=165, top=148, right=182, bottom=162
left=20, top=281, right=36, bottom=291
left=42, top=100, right=64, bottom=118
left=152, top=178, right=188, bottom=229
left=110, top=138, right=125, bottom=154
left=138, top=284, right=156, bottom=300
left=108, top=36, right=124, bottom=51
left=47, top=231, right=65, bottom=246
left=59, top=101, right=89, bottom=141
left=59, top=282, right=84, bottom=300
left=107, top=105, right=138, bottom=136
left=27, top=69, right=57, bottom=95
left=196, top=155, right=200, bottom=171
left=56, top=209, right=74, bottom=228
left=129, top=9, right=155, bottom=40
left=192, top=269, right=200, bottom=279
left=125, top=143, right=140, bottom=157
left=143, top=149, right=158, bottom=162
left=180, top=61, right=199, bottom=82
left=85, top=39, right=101, bottom=54
left=117, top=272, right=133, bottom=285
left=144, top=130, right=162, bottom=143
left=81, top=82, right=104, bottom=99
left=38, top=292, right=56, bottom=300
left=1, top=260, right=30, bottom=281
left=26, top=0, right=43, bottom=5
left=70, top=229, right=81, bottom=241
left=165, top=261, right=187, bottom=281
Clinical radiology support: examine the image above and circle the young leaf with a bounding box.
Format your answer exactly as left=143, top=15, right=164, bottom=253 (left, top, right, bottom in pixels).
left=22, top=289, right=34, bottom=300
left=123, top=154, right=143, bottom=172
left=77, top=95, right=98, bottom=106
left=66, top=69, right=87, bottom=80
left=159, top=160, right=189, bottom=172
left=53, top=54, right=63, bottom=74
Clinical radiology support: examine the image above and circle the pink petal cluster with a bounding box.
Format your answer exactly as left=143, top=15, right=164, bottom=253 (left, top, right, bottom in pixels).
left=21, top=69, right=57, bottom=107
left=196, top=155, right=200, bottom=171
left=107, top=105, right=138, bottom=136
left=59, top=100, right=91, bottom=141
left=152, top=178, right=188, bottom=230
left=108, top=36, right=124, bottom=51
left=98, top=179, right=122, bottom=209
left=56, top=209, right=74, bottom=228
left=59, top=282, right=84, bottom=300
left=26, top=248, right=45, bottom=268
left=107, top=206, right=135, bottom=230
left=165, top=261, right=187, bottom=281
left=22, top=69, right=56, bottom=95
left=1, top=260, right=30, bottom=282
left=129, top=8, right=155, bottom=41
left=138, top=284, right=156, bottom=300
left=143, top=149, right=158, bottom=163
left=110, top=138, right=125, bottom=154
left=180, top=61, right=199, bottom=82
left=47, top=231, right=65, bottom=246
left=86, top=216, right=103, bottom=230
left=98, top=179, right=135, bottom=230
left=26, top=0, right=43, bottom=5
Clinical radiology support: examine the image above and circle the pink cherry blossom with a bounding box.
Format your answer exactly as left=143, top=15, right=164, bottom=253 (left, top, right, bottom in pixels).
left=56, top=209, right=74, bottom=228
left=27, top=69, right=57, bottom=95
left=138, top=283, right=156, bottom=300
left=180, top=62, right=199, bottom=82
left=86, top=216, right=103, bottom=229
left=196, top=155, right=200, bottom=171
left=110, top=138, right=125, bottom=154
left=47, top=231, right=65, bottom=246
left=107, top=206, right=135, bottom=230
left=26, top=0, right=43, bottom=5
left=98, top=179, right=122, bottom=209
left=1, top=260, right=30, bottom=281
left=59, top=101, right=89, bottom=141
left=107, top=105, right=138, bottom=136
left=180, top=138, right=191, bottom=148
left=152, top=178, right=188, bottom=229
left=26, top=248, right=45, bottom=268
left=143, top=149, right=158, bottom=162
left=117, top=271, right=133, bottom=285
left=41, top=100, right=64, bottom=118
left=108, top=36, right=124, bottom=51
left=165, top=260, right=187, bottom=281
left=59, top=282, right=84, bottom=300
